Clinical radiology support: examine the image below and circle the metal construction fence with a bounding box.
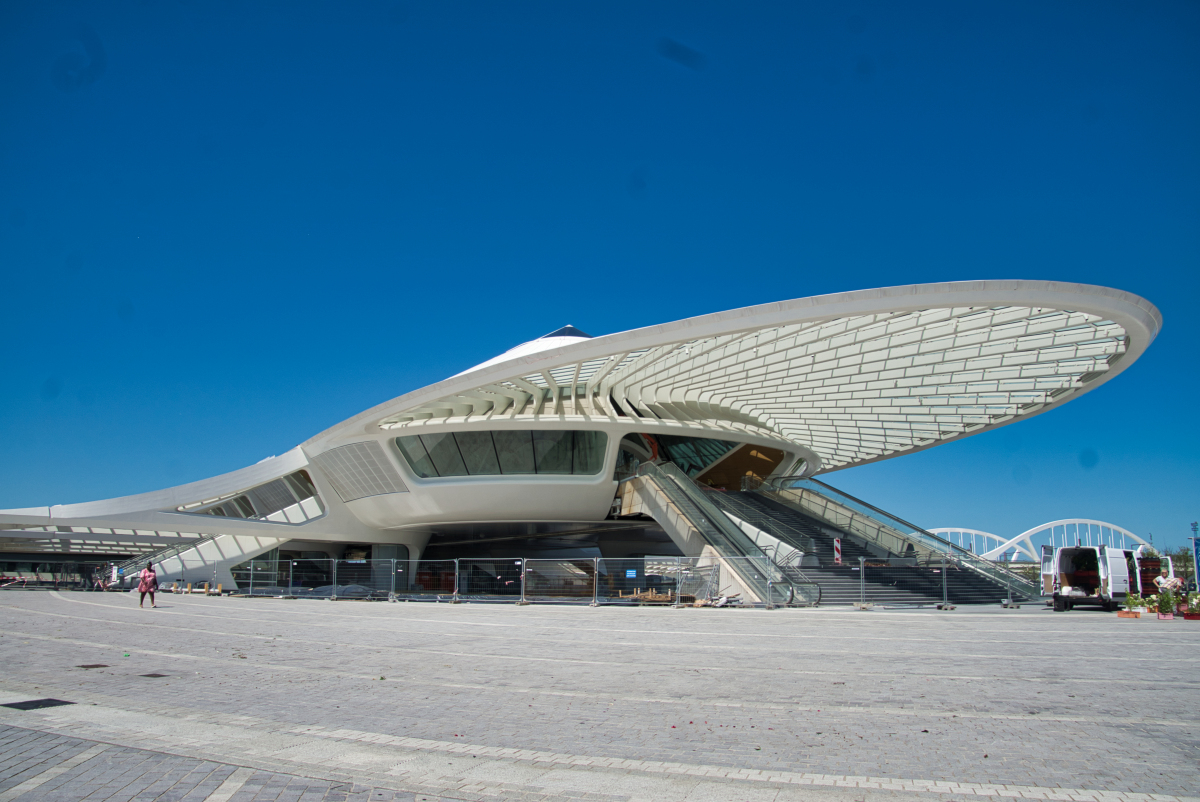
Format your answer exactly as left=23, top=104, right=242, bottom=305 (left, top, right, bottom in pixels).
left=229, top=556, right=819, bottom=607
left=847, top=556, right=1034, bottom=606
left=0, top=561, right=115, bottom=591
left=755, top=477, right=1040, bottom=600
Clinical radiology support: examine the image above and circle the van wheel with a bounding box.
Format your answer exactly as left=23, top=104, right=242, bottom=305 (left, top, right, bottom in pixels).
left=1053, top=598, right=1065, bottom=612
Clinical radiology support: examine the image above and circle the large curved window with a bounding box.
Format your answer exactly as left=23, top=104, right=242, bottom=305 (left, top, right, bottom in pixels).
left=395, top=431, right=607, bottom=478
left=617, top=433, right=738, bottom=477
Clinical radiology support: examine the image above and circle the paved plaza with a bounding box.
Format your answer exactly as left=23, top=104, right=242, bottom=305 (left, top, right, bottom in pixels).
left=0, top=592, right=1196, bottom=802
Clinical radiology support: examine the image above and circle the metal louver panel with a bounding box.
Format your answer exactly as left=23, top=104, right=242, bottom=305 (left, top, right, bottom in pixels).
left=312, top=441, right=408, bottom=502
left=246, top=478, right=296, bottom=516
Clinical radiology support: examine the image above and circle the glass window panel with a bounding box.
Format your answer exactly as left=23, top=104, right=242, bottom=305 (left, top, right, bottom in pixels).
left=572, top=431, right=607, bottom=475
left=395, top=436, right=439, bottom=478
left=657, top=434, right=736, bottom=476
left=492, top=430, right=535, bottom=474
left=454, top=431, right=501, bottom=475
left=285, top=471, right=317, bottom=500
left=532, top=430, right=573, bottom=474
left=420, top=433, right=468, bottom=476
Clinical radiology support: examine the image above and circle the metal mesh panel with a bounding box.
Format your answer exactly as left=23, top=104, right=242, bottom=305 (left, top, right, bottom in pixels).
left=246, top=479, right=296, bottom=516
left=312, top=441, right=408, bottom=502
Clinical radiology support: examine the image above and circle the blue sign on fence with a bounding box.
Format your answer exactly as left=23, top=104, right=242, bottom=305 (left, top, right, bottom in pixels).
left=625, top=569, right=637, bottom=578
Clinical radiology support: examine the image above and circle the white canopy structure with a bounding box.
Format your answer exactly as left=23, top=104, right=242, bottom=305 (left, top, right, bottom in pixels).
left=0, top=279, right=1161, bottom=590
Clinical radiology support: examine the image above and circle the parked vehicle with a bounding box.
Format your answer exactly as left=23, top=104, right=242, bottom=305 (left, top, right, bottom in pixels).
left=1041, top=544, right=1131, bottom=611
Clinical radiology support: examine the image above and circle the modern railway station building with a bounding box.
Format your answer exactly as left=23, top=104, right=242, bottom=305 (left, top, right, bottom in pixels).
left=0, top=280, right=1161, bottom=605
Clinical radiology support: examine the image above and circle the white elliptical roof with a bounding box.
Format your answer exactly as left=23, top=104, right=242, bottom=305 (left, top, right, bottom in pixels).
left=307, top=280, right=1160, bottom=475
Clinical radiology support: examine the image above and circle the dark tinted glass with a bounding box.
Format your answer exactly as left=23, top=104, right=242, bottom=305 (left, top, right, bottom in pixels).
left=492, top=430, right=536, bottom=474
left=285, top=471, right=317, bottom=499
left=532, top=430, right=573, bottom=474
left=396, top=436, right=437, bottom=478
left=455, top=431, right=500, bottom=475
left=421, top=433, right=468, bottom=476
left=394, top=430, right=608, bottom=477
left=573, top=431, right=606, bottom=474
left=656, top=434, right=737, bottom=476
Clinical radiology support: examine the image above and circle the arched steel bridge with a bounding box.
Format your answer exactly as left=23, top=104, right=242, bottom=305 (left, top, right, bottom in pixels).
left=925, top=520, right=1148, bottom=562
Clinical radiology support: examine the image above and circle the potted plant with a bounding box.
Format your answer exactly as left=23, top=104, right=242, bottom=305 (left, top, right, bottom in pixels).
left=1157, top=589, right=1175, bottom=620
left=1131, top=594, right=1152, bottom=614
left=1184, top=593, right=1200, bottom=621
left=1118, top=595, right=1141, bottom=618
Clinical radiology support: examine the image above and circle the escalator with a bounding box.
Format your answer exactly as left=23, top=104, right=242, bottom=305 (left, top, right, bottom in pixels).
left=624, top=462, right=819, bottom=606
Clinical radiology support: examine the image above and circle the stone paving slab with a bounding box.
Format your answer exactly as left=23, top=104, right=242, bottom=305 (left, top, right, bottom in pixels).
left=0, top=591, right=1196, bottom=802
left=0, top=725, right=436, bottom=802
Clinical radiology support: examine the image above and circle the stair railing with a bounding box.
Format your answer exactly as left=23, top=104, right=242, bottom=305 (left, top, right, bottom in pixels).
left=701, top=490, right=816, bottom=578
left=634, top=462, right=818, bottom=606
left=754, top=475, right=1039, bottom=600
left=111, top=533, right=222, bottom=580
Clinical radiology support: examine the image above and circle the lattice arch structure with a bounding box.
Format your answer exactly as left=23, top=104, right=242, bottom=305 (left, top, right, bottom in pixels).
left=929, top=520, right=1150, bottom=562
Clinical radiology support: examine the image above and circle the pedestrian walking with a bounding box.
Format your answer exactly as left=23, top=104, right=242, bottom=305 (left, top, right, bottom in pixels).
left=138, top=563, right=158, bottom=608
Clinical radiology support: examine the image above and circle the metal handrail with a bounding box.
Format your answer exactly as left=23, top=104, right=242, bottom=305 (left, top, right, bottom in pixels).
left=634, top=462, right=815, bottom=606
left=703, top=489, right=817, bottom=577
left=756, top=475, right=1039, bottom=599
left=112, top=533, right=221, bottom=578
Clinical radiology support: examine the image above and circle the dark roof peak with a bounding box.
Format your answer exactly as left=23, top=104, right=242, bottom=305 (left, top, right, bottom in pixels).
left=539, top=325, right=592, bottom=339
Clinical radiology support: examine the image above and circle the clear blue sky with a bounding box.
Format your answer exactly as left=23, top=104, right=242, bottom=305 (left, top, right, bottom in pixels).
left=1, top=1, right=1197, bottom=550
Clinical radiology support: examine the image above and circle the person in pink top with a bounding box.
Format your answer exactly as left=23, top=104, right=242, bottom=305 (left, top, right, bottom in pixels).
left=137, top=563, right=158, bottom=608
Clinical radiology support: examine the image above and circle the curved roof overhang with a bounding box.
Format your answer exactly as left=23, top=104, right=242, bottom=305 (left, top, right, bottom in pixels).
left=303, top=280, right=1160, bottom=477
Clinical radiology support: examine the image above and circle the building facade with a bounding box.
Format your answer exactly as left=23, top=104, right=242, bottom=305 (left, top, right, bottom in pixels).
left=0, top=280, right=1161, bottom=595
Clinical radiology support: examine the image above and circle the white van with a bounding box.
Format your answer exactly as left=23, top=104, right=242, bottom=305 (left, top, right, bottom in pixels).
left=1040, top=544, right=1131, bottom=612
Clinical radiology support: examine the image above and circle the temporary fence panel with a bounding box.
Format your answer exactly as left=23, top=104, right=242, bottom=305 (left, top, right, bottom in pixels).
left=234, top=559, right=336, bottom=598
left=395, top=559, right=457, bottom=600
left=523, top=559, right=596, bottom=603
left=333, top=559, right=391, bottom=599
left=595, top=558, right=682, bottom=605
left=456, top=558, right=524, bottom=600
left=674, top=561, right=722, bottom=604
left=717, top=556, right=798, bottom=607
left=245, top=560, right=286, bottom=596
left=0, top=562, right=113, bottom=591
left=854, top=557, right=1010, bottom=606
left=288, top=558, right=335, bottom=598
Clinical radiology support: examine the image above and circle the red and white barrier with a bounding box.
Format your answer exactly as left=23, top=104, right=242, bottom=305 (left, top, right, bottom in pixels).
left=834, top=538, right=842, bottom=565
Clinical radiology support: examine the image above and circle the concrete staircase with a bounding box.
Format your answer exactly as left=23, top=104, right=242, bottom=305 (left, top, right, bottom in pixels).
left=729, top=493, right=1020, bottom=606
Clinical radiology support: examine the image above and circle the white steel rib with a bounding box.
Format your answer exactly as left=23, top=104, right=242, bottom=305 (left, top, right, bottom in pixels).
left=317, top=280, right=1160, bottom=476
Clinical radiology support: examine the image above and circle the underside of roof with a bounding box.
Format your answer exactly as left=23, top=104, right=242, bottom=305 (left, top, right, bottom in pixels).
left=329, top=281, right=1160, bottom=475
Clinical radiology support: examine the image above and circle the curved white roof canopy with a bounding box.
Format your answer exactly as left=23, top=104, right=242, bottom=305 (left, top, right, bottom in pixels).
left=307, top=280, right=1160, bottom=476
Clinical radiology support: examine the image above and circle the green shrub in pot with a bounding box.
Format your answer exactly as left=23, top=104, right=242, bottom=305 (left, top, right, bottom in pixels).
left=1158, top=590, right=1175, bottom=615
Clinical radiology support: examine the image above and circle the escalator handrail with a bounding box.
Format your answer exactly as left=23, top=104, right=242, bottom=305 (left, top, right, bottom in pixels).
left=760, top=474, right=1039, bottom=597
left=634, top=462, right=816, bottom=606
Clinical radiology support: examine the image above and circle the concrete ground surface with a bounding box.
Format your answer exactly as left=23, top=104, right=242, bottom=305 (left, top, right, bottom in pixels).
left=0, top=592, right=1196, bottom=802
